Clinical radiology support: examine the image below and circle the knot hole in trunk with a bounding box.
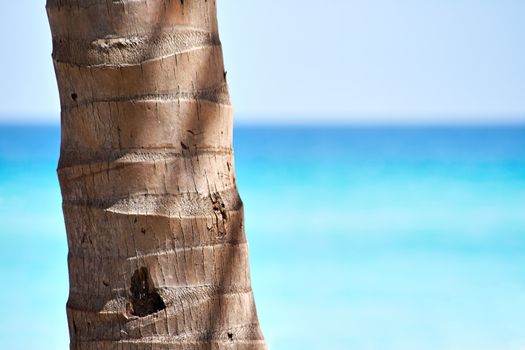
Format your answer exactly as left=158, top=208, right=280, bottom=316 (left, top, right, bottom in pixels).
left=129, top=267, right=166, bottom=317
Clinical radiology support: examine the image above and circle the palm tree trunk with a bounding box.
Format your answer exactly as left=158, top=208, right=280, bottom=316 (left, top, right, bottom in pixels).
left=47, top=1, right=266, bottom=349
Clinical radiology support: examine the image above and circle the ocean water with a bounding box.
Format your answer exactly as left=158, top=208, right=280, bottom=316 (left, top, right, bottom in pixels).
left=0, top=124, right=524, bottom=350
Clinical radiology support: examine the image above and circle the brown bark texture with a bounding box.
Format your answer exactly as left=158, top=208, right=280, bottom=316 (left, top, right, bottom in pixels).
left=46, top=1, right=267, bottom=349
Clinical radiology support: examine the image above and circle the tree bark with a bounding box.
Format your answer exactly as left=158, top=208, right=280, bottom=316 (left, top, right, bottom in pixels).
left=46, top=1, right=266, bottom=349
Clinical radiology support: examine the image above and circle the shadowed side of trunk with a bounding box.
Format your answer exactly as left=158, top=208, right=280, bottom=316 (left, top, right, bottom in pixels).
left=46, top=1, right=266, bottom=349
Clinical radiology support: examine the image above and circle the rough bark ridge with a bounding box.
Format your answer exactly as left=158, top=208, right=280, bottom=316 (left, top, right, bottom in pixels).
left=47, top=1, right=266, bottom=349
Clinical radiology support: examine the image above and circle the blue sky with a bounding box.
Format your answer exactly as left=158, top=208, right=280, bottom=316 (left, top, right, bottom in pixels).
left=1, top=0, right=524, bottom=124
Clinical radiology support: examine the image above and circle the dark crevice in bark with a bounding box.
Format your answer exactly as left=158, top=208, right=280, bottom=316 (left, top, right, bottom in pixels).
left=129, top=267, right=166, bottom=317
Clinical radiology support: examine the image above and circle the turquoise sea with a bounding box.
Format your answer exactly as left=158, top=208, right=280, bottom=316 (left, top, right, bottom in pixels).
left=0, top=124, right=524, bottom=350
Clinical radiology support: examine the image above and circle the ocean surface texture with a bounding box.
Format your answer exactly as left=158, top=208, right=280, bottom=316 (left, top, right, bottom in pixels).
left=0, top=125, right=524, bottom=350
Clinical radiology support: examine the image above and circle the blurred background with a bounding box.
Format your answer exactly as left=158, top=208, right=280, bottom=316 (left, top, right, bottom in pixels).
left=1, top=1, right=525, bottom=349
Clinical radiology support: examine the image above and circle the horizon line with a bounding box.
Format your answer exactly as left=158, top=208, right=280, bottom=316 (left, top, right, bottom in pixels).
left=1, top=113, right=524, bottom=127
